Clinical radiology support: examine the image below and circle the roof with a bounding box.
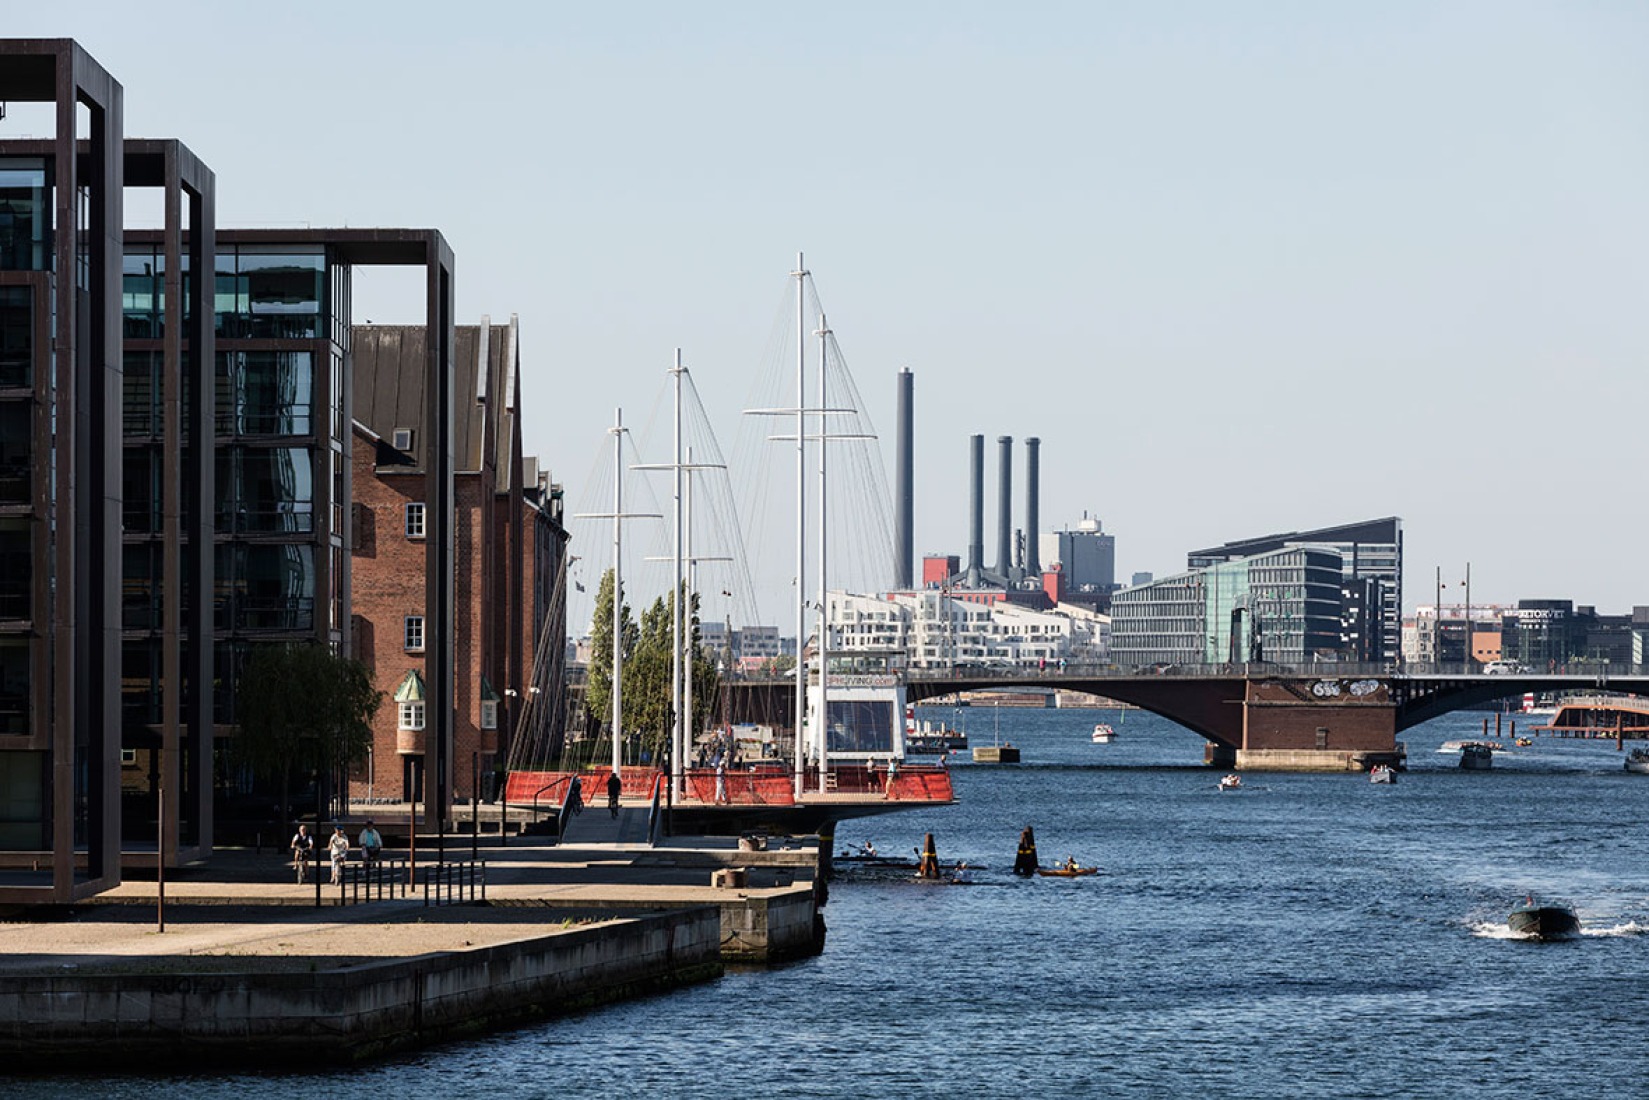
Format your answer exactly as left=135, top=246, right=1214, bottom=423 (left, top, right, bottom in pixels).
left=352, top=322, right=511, bottom=474
left=1187, top=517, right=1402, bottom=563
left=393, top=670, right=425, bottom=703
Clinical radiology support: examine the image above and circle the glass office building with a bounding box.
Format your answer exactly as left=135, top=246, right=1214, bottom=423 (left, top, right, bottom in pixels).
left=1112, top=547, right=1344, bottom=666
left=1187, top=517, right=1402, bottom=662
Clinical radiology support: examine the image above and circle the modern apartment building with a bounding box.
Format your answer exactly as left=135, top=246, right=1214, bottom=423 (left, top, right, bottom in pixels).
left=0, top=37, right=507, bottom=901
left=0, top=40, right=125, bottom=902
left=826, top=590, right=1109, bottom=670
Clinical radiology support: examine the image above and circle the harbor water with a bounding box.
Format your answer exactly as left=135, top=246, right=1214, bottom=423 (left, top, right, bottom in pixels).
left=12, top=705, right=1649, bottom=1098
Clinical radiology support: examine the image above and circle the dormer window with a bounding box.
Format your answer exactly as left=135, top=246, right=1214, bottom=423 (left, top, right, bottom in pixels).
left=392, top=428, right=413, bottom=451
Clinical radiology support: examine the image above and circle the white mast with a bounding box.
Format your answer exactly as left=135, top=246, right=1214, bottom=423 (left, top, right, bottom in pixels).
left=671, top=351, right=685, bottom=795
left=814, top=312, right=831, bottom=793
left=573, top=412, right=659, bottom=779
left=609, top=409, right=625, bottom=776
left=684, top=444, right=696, bottom=774
left=793, top=253, right=808, bottom=798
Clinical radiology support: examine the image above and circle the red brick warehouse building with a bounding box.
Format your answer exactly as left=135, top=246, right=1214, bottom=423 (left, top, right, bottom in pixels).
left=350, top=317, right=568, bottom=804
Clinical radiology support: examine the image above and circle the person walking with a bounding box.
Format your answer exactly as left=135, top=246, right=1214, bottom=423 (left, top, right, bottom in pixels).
left=289, top=823, right=313, bottom=884
left=714, top=758, right=728, bottom=805
left=328, top=825, right=350, bottom=886
left=607, top=770, right=623, bottom=819
left=357, top=820, right=383, bottom=864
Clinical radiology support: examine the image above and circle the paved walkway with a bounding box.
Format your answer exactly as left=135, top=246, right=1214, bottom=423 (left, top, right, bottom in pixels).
left=0, top=821, right=817, bottom=975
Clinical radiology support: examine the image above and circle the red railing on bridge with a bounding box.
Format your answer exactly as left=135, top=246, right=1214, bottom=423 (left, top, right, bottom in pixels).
left=686, top=766, right=797, bottom=805
left=507, top=765, right=953, bottom=807
left=504, top=768, right=663, bottom=805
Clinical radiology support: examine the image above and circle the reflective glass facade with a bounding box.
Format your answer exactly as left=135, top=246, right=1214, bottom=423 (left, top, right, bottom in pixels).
left=1113, top=548, right=1344, bottom=666
left=124, top=238, right=341, bottom=729
left=0, top=161, right=49, bottom=271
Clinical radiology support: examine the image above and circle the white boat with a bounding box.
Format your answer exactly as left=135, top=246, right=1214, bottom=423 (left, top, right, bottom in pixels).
left=1625, top=748, right=1649, bottom=775
left=1369, top=764, right=1396, bottom=784
left=1091, top=723, right=1116, bottom=744
left=1219, top=774, right=1242, bottom=792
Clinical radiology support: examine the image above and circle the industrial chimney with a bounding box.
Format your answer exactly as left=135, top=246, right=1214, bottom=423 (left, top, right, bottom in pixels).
left=995, top=435, right=1013, bottom=580
left=967, top=434, right=984, bottom=586
left=895, top=369, right=914, bottom=590
left=1025, top=437, right=1041, bottom=577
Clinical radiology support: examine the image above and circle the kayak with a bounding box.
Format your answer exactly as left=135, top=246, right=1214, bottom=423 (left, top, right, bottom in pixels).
left=1036, top=866, right=1098, bottom=877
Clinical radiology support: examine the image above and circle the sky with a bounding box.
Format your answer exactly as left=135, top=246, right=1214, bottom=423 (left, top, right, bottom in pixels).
left=8, top=1, right=1648, bottom=626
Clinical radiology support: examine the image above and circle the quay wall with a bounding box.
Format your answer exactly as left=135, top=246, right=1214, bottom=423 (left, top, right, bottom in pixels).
left=0, top=907, right=722, bottom=1071
left=494, top=882, right=825, bottom=963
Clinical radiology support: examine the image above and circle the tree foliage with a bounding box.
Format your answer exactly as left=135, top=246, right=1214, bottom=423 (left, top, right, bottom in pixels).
left=586, top=578, right=723, bottom=767
left=585, top=568, right=636, bottom=731
left=233, top=642, right=383, bottom=823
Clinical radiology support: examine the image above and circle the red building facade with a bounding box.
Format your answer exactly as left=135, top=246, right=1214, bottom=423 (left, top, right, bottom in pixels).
left=348, top=318, right=567, bottom=805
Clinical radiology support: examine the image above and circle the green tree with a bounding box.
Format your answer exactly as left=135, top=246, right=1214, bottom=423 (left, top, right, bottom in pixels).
left=622, top=586, right=723, bottom=765
left=233, top=642, right=383, bottom=824
left=585, top=568, right=637, bottom=734
left=624, top=595, right=676, bottom=761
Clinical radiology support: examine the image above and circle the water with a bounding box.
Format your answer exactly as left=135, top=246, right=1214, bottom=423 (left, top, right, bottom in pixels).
left=12, top=707, right=1649, bottom=1098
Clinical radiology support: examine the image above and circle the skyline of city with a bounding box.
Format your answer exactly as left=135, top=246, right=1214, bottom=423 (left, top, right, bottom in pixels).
left=7, top=3, right=1645, bottom=615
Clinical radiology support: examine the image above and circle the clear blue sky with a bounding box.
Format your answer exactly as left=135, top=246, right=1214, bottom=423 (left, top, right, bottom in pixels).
left=10, top=2, right=1647, bottom=620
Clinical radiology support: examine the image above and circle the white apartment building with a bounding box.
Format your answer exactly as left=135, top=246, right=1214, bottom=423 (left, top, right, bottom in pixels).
left=825, top=591, right=1110, bottom=670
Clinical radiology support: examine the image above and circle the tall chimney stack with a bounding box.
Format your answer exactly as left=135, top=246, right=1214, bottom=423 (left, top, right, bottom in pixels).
left=895, top=369, right=914, bottom=590
left=1025, top=437, right=1041, bottom=577
left=995, top=435, right=1013, bottom=580
left=967, top=434, right=984, bottom=585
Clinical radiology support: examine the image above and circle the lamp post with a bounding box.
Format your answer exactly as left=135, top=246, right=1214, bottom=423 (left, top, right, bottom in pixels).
left=1464, top=562, right=1473, bottom=670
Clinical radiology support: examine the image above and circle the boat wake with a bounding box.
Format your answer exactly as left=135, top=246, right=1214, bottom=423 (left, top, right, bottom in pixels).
left=1469, top=919, right=1647, bottom=939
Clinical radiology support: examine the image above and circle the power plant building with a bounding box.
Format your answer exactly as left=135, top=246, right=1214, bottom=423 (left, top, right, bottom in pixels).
left=1040, top=516, right=1115, bottom=597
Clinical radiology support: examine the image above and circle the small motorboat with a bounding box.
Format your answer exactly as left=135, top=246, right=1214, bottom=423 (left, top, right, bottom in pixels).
left=1369, top=764, right=1396, bottom=784
left=1219, top=774, right=1242, bottom=792
left=1514, top=737, right=1532, bottom=747
left=1037, top=863, right=1099, bottom=878
left=1507, top=897, right=1580, bottom=940
left=1091, top=723, right=1116, bottom=744
left=1625, top=748, right=1649, bottom=775
left=1459, top=744, right=1494, bottom=770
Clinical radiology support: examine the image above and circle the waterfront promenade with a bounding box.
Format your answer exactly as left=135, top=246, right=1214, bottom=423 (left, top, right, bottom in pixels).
left=0, top=809, right=823, bottom=1069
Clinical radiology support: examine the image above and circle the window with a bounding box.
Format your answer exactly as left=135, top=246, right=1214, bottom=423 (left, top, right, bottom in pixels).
left=120, top=748, right=137, bottom=767
left=404, top=615, right=425, bottom=652
left=392, top=428, right=413, bottom=451
left=398, top=701, right=425, bottom=731
left=480, top=700, right=498, bottom=730
left=405, top=502, right=426, bottom=539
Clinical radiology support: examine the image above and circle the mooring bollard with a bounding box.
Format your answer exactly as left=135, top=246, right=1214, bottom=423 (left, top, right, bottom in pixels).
left=1013, top=825, right=1039, bottom=876
left=917, top=832, right=941, bottom=879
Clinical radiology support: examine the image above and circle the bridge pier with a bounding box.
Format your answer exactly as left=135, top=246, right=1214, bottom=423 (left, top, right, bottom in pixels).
left=1235, top=678, right=1403, bottom=771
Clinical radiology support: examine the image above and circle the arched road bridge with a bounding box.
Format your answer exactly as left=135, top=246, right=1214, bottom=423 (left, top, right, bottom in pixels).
left=722, top=664, right=1648, bottom=770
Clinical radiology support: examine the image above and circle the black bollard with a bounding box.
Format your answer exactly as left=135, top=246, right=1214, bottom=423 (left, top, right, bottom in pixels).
left=1013, top=825, right=1039, bottom=876
left=917, top=833, right=941, bottom=880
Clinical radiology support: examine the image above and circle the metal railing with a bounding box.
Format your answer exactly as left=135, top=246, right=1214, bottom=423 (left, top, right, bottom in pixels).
left=421, top=860, right=486, bottom=907
left=338, top=856, right=410, bottom=905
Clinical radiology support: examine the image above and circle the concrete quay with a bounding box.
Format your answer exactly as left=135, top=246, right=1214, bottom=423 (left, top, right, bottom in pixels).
left=0, top=820, right=823, bottom=1070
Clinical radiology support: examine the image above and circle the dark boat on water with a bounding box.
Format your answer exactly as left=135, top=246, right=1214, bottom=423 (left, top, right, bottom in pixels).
left=1507, top=897, right=1580, bottom=940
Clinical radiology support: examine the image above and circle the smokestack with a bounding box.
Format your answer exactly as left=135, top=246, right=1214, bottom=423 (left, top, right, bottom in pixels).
left=967, top=434, right=984, bottom=585
left=995, top=435, right=1013, bottom=579
left=1025, top=437, right=1041, bottom=576
left=895, top=369, right=914, bottom=590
